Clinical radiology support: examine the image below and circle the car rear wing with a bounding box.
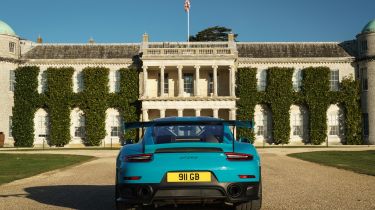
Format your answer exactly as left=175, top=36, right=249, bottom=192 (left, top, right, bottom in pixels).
left=123, top=120, right=254, bottom=153
left=124, top=120, right=254, bottom=131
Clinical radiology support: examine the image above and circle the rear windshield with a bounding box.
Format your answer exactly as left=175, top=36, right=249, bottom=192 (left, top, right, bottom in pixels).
left=152, top=125, right=224, bottom=144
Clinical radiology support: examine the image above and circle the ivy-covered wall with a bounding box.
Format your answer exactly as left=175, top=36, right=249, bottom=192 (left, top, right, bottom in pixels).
left=236, top=66, right=363, bottom=145
left=13, top=66, right=140, bottom=147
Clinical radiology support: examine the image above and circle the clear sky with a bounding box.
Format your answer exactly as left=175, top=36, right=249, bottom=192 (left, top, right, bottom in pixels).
left=1, top=0, right=374, bottom=43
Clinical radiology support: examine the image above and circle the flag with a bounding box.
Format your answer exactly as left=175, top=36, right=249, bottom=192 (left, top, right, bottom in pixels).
left=184, top=0, right=190, bottom=12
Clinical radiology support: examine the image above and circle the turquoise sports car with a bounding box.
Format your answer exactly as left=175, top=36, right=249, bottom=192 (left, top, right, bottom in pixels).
left=115, top=117, right=262, bottom=210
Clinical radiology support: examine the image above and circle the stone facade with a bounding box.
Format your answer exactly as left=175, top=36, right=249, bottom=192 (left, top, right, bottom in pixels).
left=0, top=20, right=374, bottom=146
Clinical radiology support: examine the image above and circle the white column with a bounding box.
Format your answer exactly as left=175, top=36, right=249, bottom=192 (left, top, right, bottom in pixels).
left=178, top=109, right=183, bottom=117
left=143, top=66, right=148, bottom=98
left=160, top=109, right=166, bottom=118
left=230, top=65, right=236, bottom=97
left=195, top=109, right=201, bottom=117
left=178, top=65, right=183, bottom=97
left=194, top=65, right=200, bottom=96
left=213, top=65, right=218, bottom=97
left=142, top=109, right=149, bottom=122
left=213, top=109, right=219, bottom=118
left=160, top=65, right=165, bottom=97
left=230, top=109, right=236, bottom=120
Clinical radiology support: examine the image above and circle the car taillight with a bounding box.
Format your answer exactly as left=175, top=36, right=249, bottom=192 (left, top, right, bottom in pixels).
left=125, top=154, right=153, bottom=162
left=225, top=152, right=253, bottom=161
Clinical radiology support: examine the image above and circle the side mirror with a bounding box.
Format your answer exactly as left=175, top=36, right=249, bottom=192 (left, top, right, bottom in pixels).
left=239, top=138, right=251, bottom=143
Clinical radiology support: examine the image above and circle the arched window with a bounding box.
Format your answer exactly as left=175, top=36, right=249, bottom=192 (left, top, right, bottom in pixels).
left=34, top=109, right=49, bottom=144
left=292, top=69, right=303, bottom=91
left=254, top=105, right=272, bottom=143
left=290, top=105, right=309, bottom=143
left=71, top=108, right=85, bottom=138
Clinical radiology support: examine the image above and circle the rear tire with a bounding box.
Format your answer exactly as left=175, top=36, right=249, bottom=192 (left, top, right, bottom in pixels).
left=235, top=180, right=262, bottom=210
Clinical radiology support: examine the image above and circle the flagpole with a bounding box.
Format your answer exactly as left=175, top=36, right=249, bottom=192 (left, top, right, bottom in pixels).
left=187, top=10, right=190, bottom=43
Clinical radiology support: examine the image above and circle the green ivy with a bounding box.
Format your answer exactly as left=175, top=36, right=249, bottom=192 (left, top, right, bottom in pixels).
left=45, top=67, right=74, bottom=146
left=266, top=67, right=294, bottom=144
left=79, top=67, right=110, bottom=146
left=108, top=67, right=140, bottom=142
left=236, top=66, right=363, bottom=145
left=338, top=76, right=362, bottom=144
left=302, top=67, right=331, bottom=145
left=13, top=66, right=40, bottom=147
left=13, top=65, right=140, bottom=147
left=236, top=67, right=258, bottom=143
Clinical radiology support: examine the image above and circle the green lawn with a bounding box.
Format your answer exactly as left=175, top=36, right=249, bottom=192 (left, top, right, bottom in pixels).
left=0, top=153, right=94, bottom=185
left=288, top=150, right=375, bottom=176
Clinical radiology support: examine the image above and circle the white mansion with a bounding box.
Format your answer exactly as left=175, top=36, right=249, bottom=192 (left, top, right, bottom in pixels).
left=0, top=19, right=374, bottom=147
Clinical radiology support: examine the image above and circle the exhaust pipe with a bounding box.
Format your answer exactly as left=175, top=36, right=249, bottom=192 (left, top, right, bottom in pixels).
left=137, top=185, right=153, bottom=198
left=227, top=184, right=243, bottom=198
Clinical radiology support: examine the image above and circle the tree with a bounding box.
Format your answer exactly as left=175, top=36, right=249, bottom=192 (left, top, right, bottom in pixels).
left=189, top=26, right=238, bottom=42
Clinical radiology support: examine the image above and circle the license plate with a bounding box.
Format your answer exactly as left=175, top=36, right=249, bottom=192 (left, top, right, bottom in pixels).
left=167, top=171, right=211, bottom=183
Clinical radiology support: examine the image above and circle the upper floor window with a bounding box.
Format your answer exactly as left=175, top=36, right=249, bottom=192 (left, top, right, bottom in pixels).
left=360, top=40, right=368, bottom=53
left=208, top=73, right=214, bottom=94
left=9, top=70, right=15, bottom=92
left=38, top=71, right=48, bottom=93
left=158, top=73, right=169, bottom=95
left=361, top=68, right=368, bottom=91
left=9, top=42, right=16, bottom=53
left=109, top=70, right=120, bottom=93
left=329, top=70, right=339, bottom=91
left=292, top=69, right=303, bottom=92
left=183, top=73, right=194, bottom=94
left=73, top=71, right=84, bottom=93
left=257, top=70, right=267, bottom=91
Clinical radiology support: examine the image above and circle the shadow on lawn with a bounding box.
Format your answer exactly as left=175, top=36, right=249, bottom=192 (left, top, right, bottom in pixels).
left=24, top=185, right=230, bottom=210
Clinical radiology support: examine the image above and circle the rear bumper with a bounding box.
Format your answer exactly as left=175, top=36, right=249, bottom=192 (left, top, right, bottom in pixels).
left=116, top=181, right=260, bottom=205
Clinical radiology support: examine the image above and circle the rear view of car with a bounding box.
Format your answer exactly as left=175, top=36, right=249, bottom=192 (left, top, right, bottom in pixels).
left=115, top=117, right=262, bottom=210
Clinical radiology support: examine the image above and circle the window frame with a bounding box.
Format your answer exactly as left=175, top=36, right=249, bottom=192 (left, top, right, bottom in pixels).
left=183, top=73, right=194, bottom=94
left=9, top=42, right=16, bottom=53
left=329, top=70, right=340, bottom=91
left=9, top=70, right=15, bottom=92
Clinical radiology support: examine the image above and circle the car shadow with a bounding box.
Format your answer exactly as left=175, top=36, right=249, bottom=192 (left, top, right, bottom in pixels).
left=24, top=185, right=231, bottom=210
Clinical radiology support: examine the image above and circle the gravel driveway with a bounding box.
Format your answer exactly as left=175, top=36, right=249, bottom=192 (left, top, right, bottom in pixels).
left=0, top=148, right=374, bottom=210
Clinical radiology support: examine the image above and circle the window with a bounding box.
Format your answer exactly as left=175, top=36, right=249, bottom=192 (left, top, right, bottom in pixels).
left=208, top=73, right=214, bottom=94
left=363, top=113, right=369, bottom=136
left=328, top=113, right=339, bottom=136
left=109, top=70, right=120, bottom=93
left=329, top=70, right=339, bottom=91
left=73, top=71, right=84, bottom=93
left=38, top=71, right=48, bottom=93
left=37, top=115, right=49, bottom=136
left=158, top=73, right=169, bottom=95
left=361, top=68, right=368, bottom=91
left=183, top=73, right=193, bottom=94
left=109, top=114, right=122, bottom=137
left=257, top=70, right=267, bottom=91
left=292, top=70, right=303, bottom=91
left=74, top=114, right=85, bottom=138
left=255, top=111, right=268, bottom=137
left=9, top=116, right=12, bottom=137
left=9, top=70, right=15, bottom=92
left=292, top=114, right=303, bottom=136
left=361, top=40, right=368, bottom=53
left=9, top=42, right=16, bottom=53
